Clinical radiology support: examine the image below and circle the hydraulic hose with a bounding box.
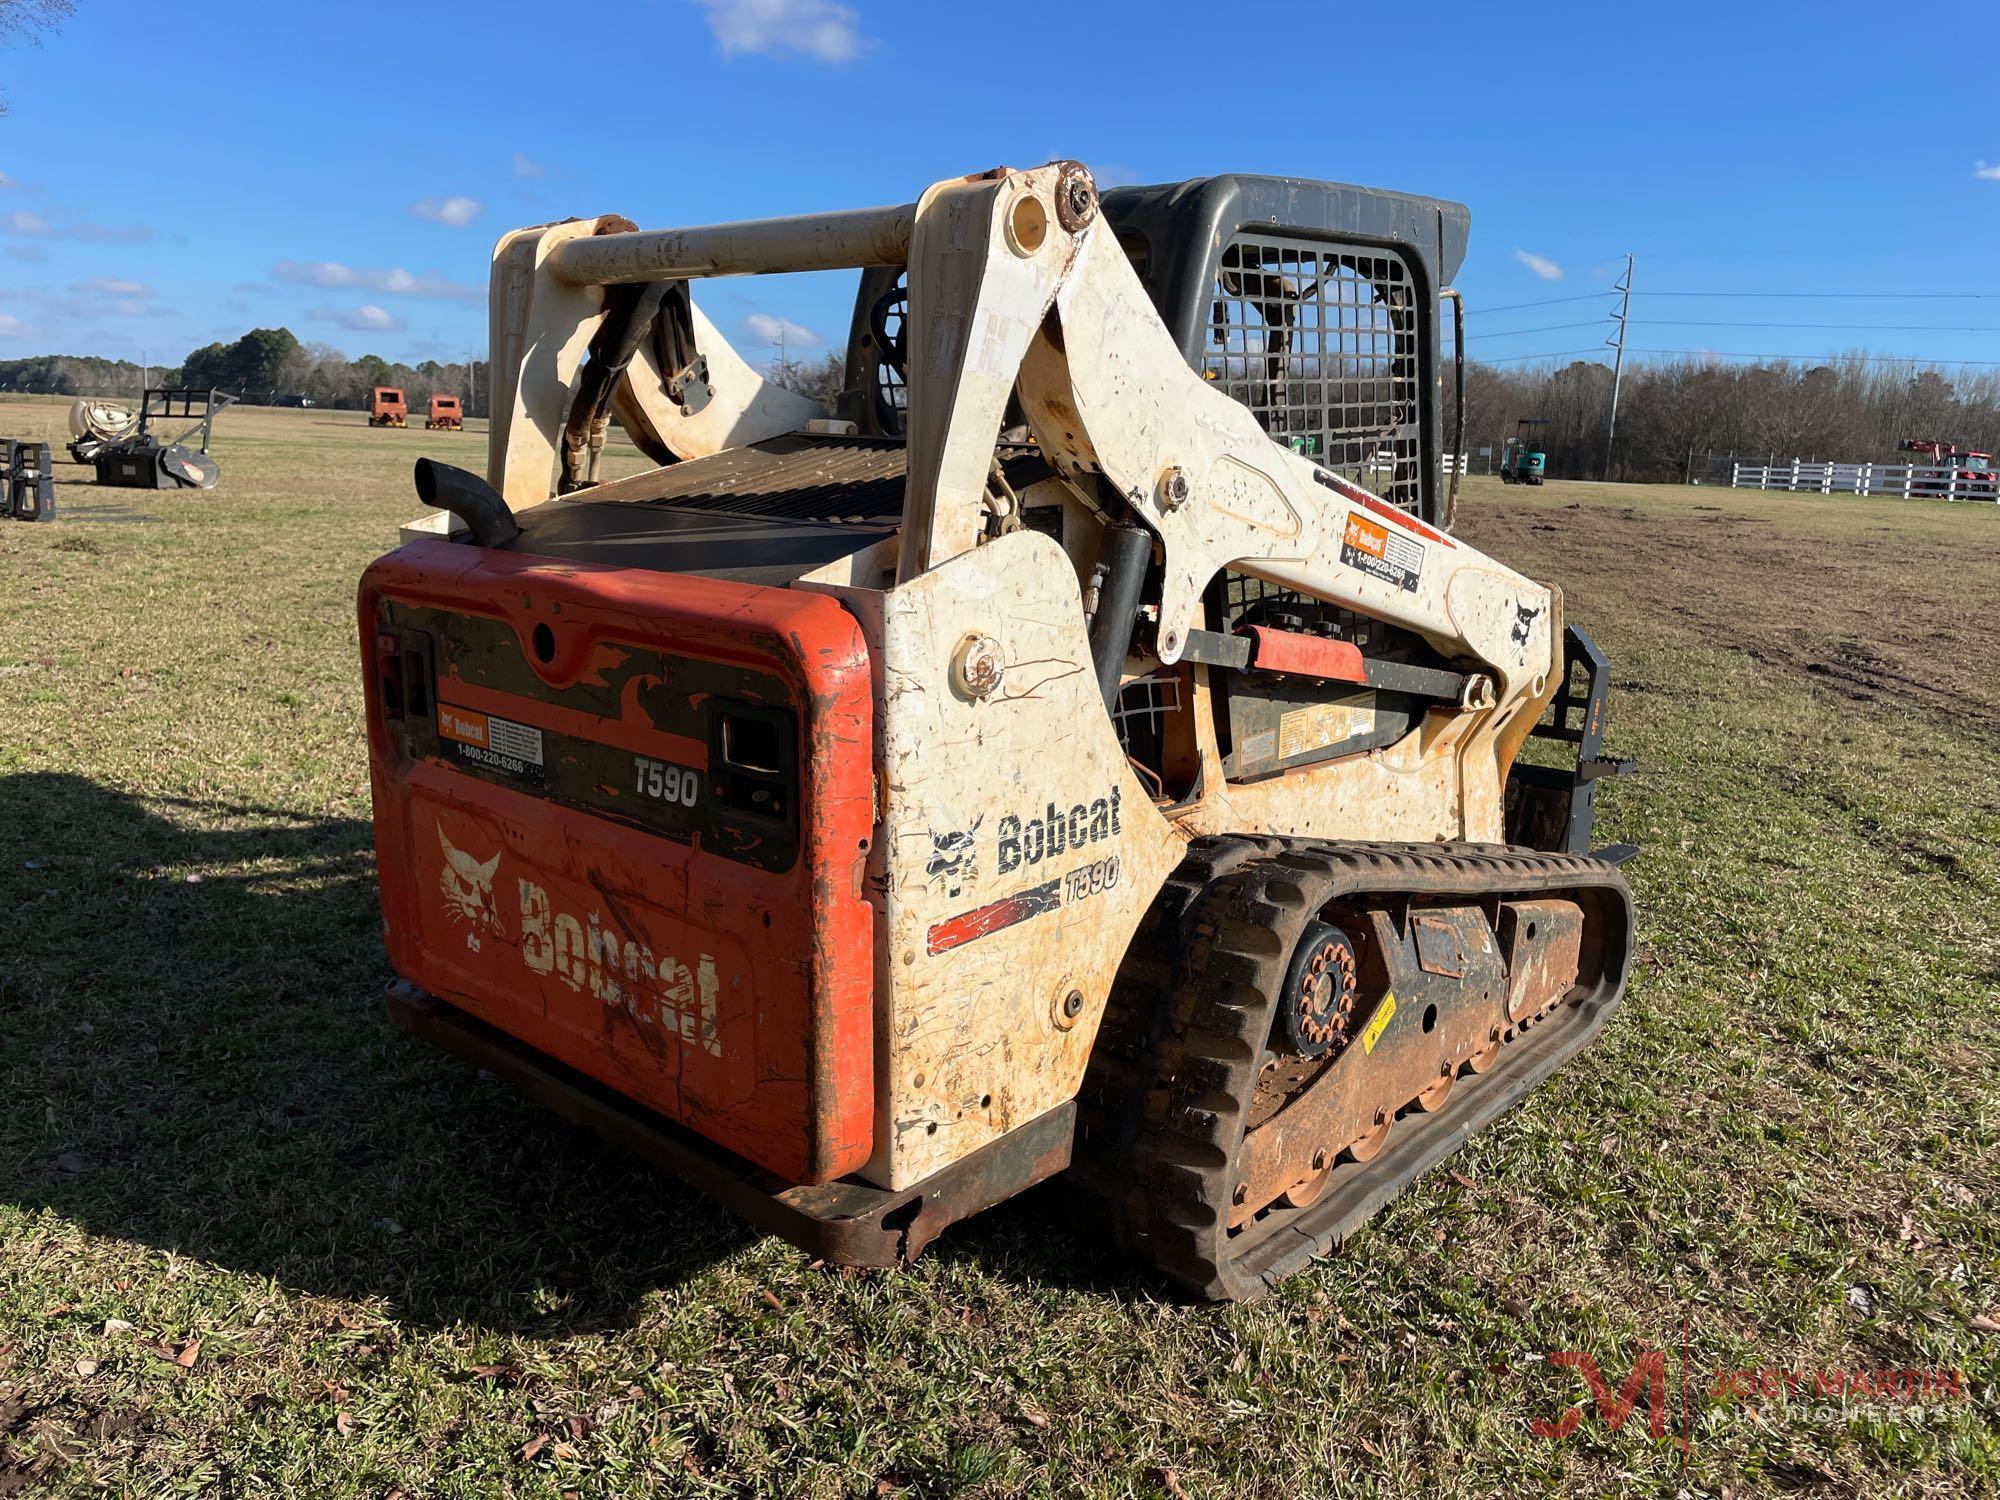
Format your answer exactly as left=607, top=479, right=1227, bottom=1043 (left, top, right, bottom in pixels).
left=1089, top=524, right=1154, bottom=711
left=561, top=279, right=671, bottom=492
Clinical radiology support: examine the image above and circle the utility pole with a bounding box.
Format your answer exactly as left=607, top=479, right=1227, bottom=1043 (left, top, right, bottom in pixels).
left=1603, top=253, right=1633, bottom=478
left=466, top=351, right=476, bottom=416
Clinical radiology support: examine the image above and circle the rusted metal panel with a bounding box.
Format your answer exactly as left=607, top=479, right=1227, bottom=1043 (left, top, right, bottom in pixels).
left=1498, top=898, right=1584, bottom=1024
left=835, top=529, right=1185, bottom=1190
left=1236, top=904, right=1506, bottom=1219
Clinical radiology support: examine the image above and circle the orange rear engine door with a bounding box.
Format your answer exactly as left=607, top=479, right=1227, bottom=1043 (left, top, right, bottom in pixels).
left=360, top=540, right=875, bottom=1183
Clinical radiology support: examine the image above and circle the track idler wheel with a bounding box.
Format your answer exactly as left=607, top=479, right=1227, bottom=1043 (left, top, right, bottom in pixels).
left=1343, top=1111, right=1393, bottom=1163
left=1413, top=1068, right=1456, bottom=1113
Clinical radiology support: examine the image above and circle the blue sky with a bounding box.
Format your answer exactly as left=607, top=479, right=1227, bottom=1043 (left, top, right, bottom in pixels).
left=3, top=0, right=1998, bottom=375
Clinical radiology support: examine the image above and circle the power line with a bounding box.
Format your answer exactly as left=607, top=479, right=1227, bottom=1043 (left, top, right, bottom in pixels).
left=1479, top=348, right=1608, bottom=364
left=1638, top=289, right=2000, bottom=300
left=1465, top=319, right=1608, bottom=340
left=1635, top=318, right=2000, bottom=333
left=1471, top=346, right=2000, bottom=369
left=1629, top=347, right=2000, bottom=366
left=1462, top=291, right=1620, bottom=316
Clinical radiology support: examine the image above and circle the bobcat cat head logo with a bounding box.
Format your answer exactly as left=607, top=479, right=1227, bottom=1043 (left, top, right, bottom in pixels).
left=1511, top=602, right=1544, bottom=646
left=438, top=826, right=502, bottom=934
left=926, top=816, right=983, bottom=899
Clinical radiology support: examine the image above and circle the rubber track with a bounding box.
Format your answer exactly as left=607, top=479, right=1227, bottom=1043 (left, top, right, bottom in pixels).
left=1071, top=834, right=1278, bottom=1254
left=1079, top=838, right=1633, bottom=1302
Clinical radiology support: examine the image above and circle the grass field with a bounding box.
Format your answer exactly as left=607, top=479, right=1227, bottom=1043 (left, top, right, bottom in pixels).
left=1, top=395, right=1996, bottom=1497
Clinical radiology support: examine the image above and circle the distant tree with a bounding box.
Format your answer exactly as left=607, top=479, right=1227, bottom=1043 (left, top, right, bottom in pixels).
left=230, top=327, right=300, bottom=397
left=179, top=341, right=233, bottom=392
left=769, top=351, right=845, bottom=412
left=176, top=327, right=299, bottom=398
left=0, top=0, right=73, bottom=115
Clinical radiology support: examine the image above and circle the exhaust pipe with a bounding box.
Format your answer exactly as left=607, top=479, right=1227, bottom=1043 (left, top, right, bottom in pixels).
left=414, top=458, right=520, bottom=548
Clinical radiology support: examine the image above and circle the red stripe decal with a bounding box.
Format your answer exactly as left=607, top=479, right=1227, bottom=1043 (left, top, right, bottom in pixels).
left=1310, top=466, right=1455, bottom=547
left=1358, top=491, right=1454, bottom=547
left=926, top=879, right=1062, bottom=956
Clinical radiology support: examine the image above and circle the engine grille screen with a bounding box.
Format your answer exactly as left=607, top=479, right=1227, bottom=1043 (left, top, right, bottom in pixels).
left=1205, top=234, right=1424, bottom=514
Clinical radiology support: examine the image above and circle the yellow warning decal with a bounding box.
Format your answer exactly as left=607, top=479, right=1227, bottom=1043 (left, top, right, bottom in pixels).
left=1361, top=992, right=1397, bottom=1054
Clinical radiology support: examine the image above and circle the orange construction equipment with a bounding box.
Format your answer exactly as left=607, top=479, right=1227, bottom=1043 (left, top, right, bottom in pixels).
left=369, top=387, right=408, bottom=428
left=426, top=394, right=463, bottom=431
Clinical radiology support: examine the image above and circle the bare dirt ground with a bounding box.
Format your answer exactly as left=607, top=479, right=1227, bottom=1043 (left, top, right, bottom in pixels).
left=1457, top=475, right=2000, bottom=734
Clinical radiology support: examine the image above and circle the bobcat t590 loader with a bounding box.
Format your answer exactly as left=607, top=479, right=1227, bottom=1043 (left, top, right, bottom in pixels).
left=361, top=164, right=1634, bottom=1299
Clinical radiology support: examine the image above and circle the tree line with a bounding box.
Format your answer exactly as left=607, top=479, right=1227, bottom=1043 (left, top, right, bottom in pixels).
left=9, top=324, right=1997, bottom=482
left=1465, top=354, right=2000, bottom=481
left=0, top=327, right=489, bottom=416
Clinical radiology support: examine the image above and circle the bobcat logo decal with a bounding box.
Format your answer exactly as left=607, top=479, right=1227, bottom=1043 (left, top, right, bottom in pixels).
left=1511, top=602, right=1544, bottom=647
left=438, top=825, right=503, bottom=946
left=926, top=816, right=983, bottom=899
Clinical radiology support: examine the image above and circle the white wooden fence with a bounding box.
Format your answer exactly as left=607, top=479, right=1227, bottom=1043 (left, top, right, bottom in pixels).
left=1729, top=459, right=2000, bottom=502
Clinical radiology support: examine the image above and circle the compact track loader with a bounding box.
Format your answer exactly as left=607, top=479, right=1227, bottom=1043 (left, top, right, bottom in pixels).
left=361, top=164, right=1634, bottom=1299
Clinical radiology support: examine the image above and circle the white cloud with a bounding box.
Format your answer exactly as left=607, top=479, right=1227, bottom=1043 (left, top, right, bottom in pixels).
left=0, top=171, right=14, bottom=189
left=694, top=0, right=864, bottom=62
left=512, top=152, right=548, bottom=179
left=744, top=312, right=819, bottom=346
left=0, top=313, right=22, bottom=333
left=1, top=208, right=151, bottom=242
left=1976, top=161, right=2000, bottom=181
left=312, top=303, right=407, bottom=333
left=273, top=259, right=478, bottom=300
left=70, top=218, right=153, bottom=243
left=5, top=285, right=163, bottom=321
left=6, top=243, right=44, bottom=262
left=1513, top=248, right=1564, bottom=281
left=409, top=195, right=483, bottom=228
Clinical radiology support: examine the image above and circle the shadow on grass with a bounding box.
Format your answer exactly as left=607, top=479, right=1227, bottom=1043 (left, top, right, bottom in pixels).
left=0, top=773, right=1122, bottom=1329
left=0, top=771, right=763, bottom=1334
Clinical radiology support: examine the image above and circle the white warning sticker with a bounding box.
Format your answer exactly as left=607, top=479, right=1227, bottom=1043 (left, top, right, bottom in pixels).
left=487, top=714, right=544, bottom=767
left=1340, top=512, right=1425, bottom=592
left=438, top=704, right=546, bottom=780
